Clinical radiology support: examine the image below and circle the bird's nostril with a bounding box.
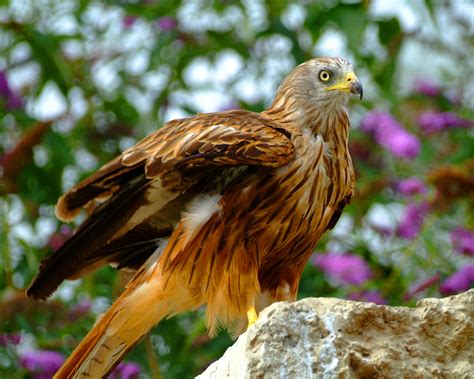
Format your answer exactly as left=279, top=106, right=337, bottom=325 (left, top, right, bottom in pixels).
left=347, top=77, right=352, bottom=82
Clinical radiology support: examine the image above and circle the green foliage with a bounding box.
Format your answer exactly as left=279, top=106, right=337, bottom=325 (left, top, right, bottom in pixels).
left=0, top=1, right=472, bottom=378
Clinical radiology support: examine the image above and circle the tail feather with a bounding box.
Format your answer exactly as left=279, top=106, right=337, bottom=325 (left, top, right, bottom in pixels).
left=54, top=254, right=172, bottom=379
left=53, top=224, right=212, bottom=378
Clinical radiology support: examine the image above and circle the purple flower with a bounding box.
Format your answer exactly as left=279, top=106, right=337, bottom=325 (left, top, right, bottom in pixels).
left=47, top=225, right=73, bottom=250
left=417, top=111, right=471, bottom=133
left=397, top=201, right=430, bottom=240
left=378, top=127, right=420, bottom=159
left=156, top=16, right=177, bottom=31
left=0, top=70, right=23, bottom=110
left=122, top=15, right=137, bottom=28
left=312, top=253, right=372, bottom=285
left=371, top=224, right=394, bottom=238
left=445, top=89, right=462, bottom=106
left=360, top=110, right=388, bottom=133
left=0, top=333, right=21, bottom=346
left=347, top=290, right=386, bottom=304
left=417, top=112, right=445, bottom=133
left=450, top=227, right=474, bottom=256
left=414, top=79, right=442, bottom=97
left=442, top=112, right=471, bottom=128
left=219, top=102, right=240, bottom=111
left=68, top=298, right=92, bottom=320
left=440, top=265, right=474, bottom=295
left=404, top=273, right=441, bottom=300
left=360, top=111, right=420, bottom=159
left=110, top=362, right=141, bottom=379
left=397, top=177, right=427, bottom=197
left=20, top=350, right=65, bottom=379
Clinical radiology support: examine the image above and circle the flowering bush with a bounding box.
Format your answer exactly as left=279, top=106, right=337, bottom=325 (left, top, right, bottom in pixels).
left=440, top=265, right=474, bottom=295
left=313, top=253, right=372, bottom=286
left=418, top=111, right=471, bottom=133
left=19, top=351, right=65, bottom=379
left=397, top=201, right=430, bottom=240
left=361, top=111, right=421, bottom=159
left=0, top=1, right=472, bottom=377
left=17, top=350, right=140, bottom=379
left=0, top=71, right=22, bottom=110
left=396, top=177, right=427, bottom=197
left=450, top=227, right=474, bottom=257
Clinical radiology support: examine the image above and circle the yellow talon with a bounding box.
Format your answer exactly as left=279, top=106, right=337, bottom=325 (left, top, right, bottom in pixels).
left=247, top=306, right=259, bottom=327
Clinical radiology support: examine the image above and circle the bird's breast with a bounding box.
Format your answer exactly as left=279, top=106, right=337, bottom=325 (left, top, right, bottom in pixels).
left=238, top=131, right=353, bottom=250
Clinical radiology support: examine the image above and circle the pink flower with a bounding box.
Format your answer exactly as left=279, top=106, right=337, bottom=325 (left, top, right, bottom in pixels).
left=378, top=127, right=420, bottom=159
left=0, top=70, right=23, bottom=110
left=397, top=177, right=427, bottom=197
left=404, top=273, right=441, bottom=300
left=440, top=265, right=474, bottom=295
left=450, top=227, right=474, bottom=256
left=156, top=16, right=177, bottom=31
left=68, top=298, right=92, bottom=321
left=445, top=89, right=462, bottom=106
left=0, top=333, right=21, bottom=346
left=122, top=15, right=137, bottom=28
left=347, top=290, right=386, bottom=304
left=370, top=224, right=394, bottom=238
left=110, top=362, right=141, bottom=379
left=417, top=111, right=471, bottom=133
left=397, top=201, right=430, bottom=240
left=47, top=225, right=73, bottom=250
left=360, top=110, right=387, bottom=133
left=219, top=102, right=240, bottom=111
left=360, top=111, right=420, bottom=159
left=414, top=79, right=442, bottom=97
left=20, top=350, right=65, bottom=379
left=312, top=253, right=372, bottom=286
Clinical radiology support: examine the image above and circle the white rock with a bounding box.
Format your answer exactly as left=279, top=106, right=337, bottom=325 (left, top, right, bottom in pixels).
left=198, top=290, right=473, bottom=378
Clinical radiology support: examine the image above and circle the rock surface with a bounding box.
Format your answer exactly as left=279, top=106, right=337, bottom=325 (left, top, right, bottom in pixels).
left=197, top=290, right=473, bottom=379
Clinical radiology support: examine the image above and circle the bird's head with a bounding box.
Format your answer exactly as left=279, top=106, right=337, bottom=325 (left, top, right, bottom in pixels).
left=318, top=57, right=363, bottom=100
left=272, top=57, right=363, bottom=112
left=302, top=57, right=363, bottom=101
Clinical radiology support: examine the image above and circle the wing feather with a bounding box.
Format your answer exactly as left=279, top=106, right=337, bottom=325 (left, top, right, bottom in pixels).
left=56, top=111, right=293, bottom=220
left=27, top=110, right=295, bottom=300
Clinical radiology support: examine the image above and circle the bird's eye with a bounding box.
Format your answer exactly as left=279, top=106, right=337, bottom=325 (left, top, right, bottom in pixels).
left=319, top=70, right=332, bottom=82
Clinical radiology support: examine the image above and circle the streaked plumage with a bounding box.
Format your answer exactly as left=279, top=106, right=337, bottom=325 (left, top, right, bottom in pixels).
left=27, top=57, right=362, bottom=378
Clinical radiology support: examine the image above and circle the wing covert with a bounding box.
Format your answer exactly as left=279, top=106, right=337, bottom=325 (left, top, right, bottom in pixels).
left=29, top=110, right=294, bottom=300
left=57, top=110, right=294, bottom=220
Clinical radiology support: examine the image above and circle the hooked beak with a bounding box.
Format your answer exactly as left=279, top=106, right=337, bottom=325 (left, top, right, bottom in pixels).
left=325, top=72, right=363, bottom=100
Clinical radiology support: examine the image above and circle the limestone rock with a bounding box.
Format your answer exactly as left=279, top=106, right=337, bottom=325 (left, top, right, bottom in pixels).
left=197, top=290, right=473, bottom=378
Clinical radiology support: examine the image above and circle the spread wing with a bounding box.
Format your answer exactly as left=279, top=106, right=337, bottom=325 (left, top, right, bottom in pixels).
left=27, top=110, right=294, bottom=300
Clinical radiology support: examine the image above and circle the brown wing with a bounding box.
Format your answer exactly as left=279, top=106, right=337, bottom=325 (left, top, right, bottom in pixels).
left=27, top=110, right=294, bottom=300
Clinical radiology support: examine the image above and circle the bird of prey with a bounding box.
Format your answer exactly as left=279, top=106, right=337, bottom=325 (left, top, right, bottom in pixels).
left=27, top=57, right=362, bottom=378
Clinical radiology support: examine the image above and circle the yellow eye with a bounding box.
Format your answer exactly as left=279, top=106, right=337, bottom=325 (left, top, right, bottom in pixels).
left=319, top=70, right=332, bottom=82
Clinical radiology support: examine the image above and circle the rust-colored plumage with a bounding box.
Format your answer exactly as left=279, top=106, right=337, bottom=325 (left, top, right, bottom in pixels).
left=27, top=57, right=362, bottom=378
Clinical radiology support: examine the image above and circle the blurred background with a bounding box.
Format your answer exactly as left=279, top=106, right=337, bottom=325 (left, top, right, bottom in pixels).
left=0, top=0, right=473, bottom=378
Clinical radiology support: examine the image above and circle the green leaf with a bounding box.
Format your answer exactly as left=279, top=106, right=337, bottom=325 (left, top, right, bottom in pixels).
left=104, top=96, right=140, bottom=125
left=308, top=3, right=368, bottom=51
left=330, top=3, right=368, bottom=50
left=22, top=26, right=75, bottom=96
left=377, top=17, right=402, bottom=47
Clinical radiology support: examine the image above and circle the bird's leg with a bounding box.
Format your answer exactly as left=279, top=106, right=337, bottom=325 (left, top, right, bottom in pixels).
left=247, top=299, right=259, bottom=328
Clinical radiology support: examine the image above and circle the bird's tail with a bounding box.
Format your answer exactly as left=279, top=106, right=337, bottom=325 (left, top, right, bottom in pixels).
left=54, top=253, right=198, bottom=379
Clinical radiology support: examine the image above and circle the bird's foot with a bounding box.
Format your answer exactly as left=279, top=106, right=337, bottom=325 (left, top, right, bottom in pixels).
left=247, top=306, right=259, bottom=328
